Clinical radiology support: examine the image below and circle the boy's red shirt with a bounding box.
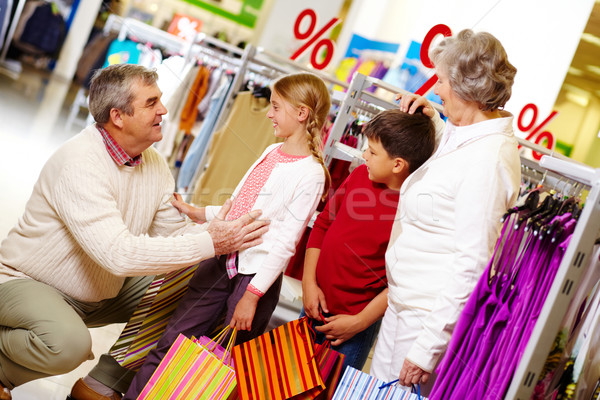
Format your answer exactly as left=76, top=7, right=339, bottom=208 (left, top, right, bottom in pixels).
left=307, top=164, right=400, bottom=316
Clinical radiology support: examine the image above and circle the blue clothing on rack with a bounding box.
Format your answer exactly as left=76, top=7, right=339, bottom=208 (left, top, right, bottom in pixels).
left=0, top=0, right=12, bottom=51
left=103, top=39, right=141, bottom=67
left=176, top=72, right=233, bottom=191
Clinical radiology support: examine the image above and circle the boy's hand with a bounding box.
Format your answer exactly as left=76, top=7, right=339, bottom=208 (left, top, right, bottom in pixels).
left=230, top=291, right=260, bottom=331
left=302, top=282, right=328, bottom=319
left=315, top=314, right=365, bottom=346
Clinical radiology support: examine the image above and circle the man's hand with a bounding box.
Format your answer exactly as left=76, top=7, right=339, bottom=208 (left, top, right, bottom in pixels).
left=398, top=359, right=430, bottom=386
left=302, top=282, right=328, bottom=320
left=207, top=199, right=269, bottom=255
left=229, top=291, right=259, bottom=331
left=315, top=314, right=365, bottom=346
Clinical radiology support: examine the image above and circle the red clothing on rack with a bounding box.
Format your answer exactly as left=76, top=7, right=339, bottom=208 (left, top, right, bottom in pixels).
left=308, top=164, right=399, bottom=316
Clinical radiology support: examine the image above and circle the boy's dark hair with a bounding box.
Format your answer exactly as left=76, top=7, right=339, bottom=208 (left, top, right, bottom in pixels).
left=363, top=109, right=436, bottom=173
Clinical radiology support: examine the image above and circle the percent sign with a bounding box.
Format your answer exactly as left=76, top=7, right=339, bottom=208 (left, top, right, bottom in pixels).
left=415, top=24, right=452, bottom=96
left=517, top=103, right=558, bottom=161
left=290, top=9, right=340, bottom=70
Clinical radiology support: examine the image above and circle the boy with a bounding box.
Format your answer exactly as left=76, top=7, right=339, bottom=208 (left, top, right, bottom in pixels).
left=302, top=109, right=436, bottom=371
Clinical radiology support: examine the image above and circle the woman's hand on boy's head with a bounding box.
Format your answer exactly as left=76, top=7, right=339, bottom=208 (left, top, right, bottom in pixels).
left=395, top=93, right=435, bottom=118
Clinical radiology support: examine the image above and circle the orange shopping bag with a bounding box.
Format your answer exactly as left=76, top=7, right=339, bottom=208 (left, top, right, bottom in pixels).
left=232, top=317, right=325, bottom=399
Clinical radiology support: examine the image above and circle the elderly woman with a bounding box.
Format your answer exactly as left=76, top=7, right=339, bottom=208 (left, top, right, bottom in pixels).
left=369, top=29, right=521, bottom=394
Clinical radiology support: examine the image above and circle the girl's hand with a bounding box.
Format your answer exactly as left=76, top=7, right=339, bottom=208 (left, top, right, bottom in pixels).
left=395, top=93, right=436, bottom=118
left=172, top=193, right=207, bottom=223
left=302, top=282, right=328, bottom=320
left=398, top=359, right=430, bottom=386
left=230, top=291, right=260, bottom=331
left=315, top=314, right=364, bottom=346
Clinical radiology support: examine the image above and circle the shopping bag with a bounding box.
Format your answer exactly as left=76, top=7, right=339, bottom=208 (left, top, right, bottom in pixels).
left=110, top=264, right=198, bottom=370
left=311, top=342, right=345, bottom=400
left=137, top=327, right=237, bottom=400
left=232, top=317, right=325, bottom=399
left=332, top=366, right=426, bottom=400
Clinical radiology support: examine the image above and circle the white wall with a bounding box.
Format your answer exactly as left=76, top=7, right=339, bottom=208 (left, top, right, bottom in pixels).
left=333, top=0, right=595, bottom=139
left=257, top=0, right=346, bottom=67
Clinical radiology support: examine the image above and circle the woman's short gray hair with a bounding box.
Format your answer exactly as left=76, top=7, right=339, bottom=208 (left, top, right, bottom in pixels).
left=431, top=29, right=517, bottom=111
left=88, top=64, right=159, bottom=124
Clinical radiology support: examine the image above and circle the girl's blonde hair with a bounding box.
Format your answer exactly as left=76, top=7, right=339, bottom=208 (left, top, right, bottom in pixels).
left=272, top=73, right=331, bottom=199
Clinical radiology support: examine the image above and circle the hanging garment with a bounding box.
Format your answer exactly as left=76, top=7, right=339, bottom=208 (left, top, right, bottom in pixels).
left=192, top=91, right=282, bottom=206
left=533, top=245, right=600, bottom=399
left=102, top=39, right=141, bottom=67
left=430, top=204, right=577, bottom=400
left=13, top=1, right=65, bottom=56
left=176, top=70, right=230, bottom=191
left=74, top=30, right=119, bottom=88
left=0, top=0, right=13, bottom=53
left=178, top=65, right=210, bottom=134
left=137, top=43, right=162, bottom=69
left=154, top=59, right=198, bottom=159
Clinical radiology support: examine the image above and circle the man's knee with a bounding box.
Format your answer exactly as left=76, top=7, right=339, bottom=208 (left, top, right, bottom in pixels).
left=31, top=325, right=93, bottom=375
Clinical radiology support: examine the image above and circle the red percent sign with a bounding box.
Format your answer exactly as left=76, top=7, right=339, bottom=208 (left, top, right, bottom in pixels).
left=517, top=103, right=558, bottom=161
left=290, top=9, right=340, bottom=70
left=415, top=23, right=452, bottom=96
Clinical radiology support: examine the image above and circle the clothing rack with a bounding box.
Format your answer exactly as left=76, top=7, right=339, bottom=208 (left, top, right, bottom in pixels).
left=103, top=14, right=191, bottom=56
left=66, top=14, right=198, bottom=131
left=506, top=158, right=600, bottom=400
left=322, top=73, right=448, bottom=166
left=0, top=0, right=25, bottom=78
left=330, top=72, right=600, bottom=400
left=185, top=44, right=351, bottom=196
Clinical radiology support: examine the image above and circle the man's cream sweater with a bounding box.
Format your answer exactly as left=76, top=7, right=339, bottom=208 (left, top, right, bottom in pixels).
left=0, top=125, right=214, bottom=302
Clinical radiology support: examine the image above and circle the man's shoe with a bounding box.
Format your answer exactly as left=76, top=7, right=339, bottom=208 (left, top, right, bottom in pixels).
left=0, top=382, right=10, bottom=400
left=0, top=383, right=12, bottom=400
left=67, top=379, right=121, bottom=400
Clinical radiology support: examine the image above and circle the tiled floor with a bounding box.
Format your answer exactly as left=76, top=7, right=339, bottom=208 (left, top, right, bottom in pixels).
left=0, top=65, right=124, bottom=399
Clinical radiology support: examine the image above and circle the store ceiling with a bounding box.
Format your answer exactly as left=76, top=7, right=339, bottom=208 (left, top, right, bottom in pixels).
left=564, top=1, right=600, bottom=99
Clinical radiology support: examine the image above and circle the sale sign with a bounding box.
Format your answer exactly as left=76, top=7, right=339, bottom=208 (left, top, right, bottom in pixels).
left=167, top=14, right=203, bottom=42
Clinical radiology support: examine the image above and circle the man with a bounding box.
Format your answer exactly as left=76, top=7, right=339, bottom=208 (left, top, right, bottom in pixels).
left=0, top=64, right=268, bottom=400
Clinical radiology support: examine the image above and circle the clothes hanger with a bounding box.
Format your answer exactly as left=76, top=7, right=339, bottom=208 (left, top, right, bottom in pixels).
left=502, top=188, right=539, bottom=223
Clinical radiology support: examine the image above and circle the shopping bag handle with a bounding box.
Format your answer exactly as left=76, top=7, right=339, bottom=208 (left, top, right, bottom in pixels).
left=205, top=326, right=237, bottom=366
left=412, top=383, right=422, bottom=399
left=378, top=380, right=422, bottom=400
left=223, top=327, right=237, bottom=365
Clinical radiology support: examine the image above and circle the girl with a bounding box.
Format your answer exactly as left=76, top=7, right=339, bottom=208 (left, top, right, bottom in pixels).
left=123, top=72, right=331, bottom=399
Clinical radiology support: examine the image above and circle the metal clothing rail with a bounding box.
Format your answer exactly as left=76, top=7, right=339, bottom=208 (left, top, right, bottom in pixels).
left=103, top=14, right=190, bottom=55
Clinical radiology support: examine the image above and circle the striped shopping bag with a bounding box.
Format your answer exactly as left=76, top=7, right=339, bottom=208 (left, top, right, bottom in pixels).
left=137, top=327, right=237, bottom=400
left=232, top=317, right=325, bottom=399
left=306, top=342, right=345, bottom=400
left=332, top=367, right=425, bottom=400
left=110, top=265, right=198, bottom=370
